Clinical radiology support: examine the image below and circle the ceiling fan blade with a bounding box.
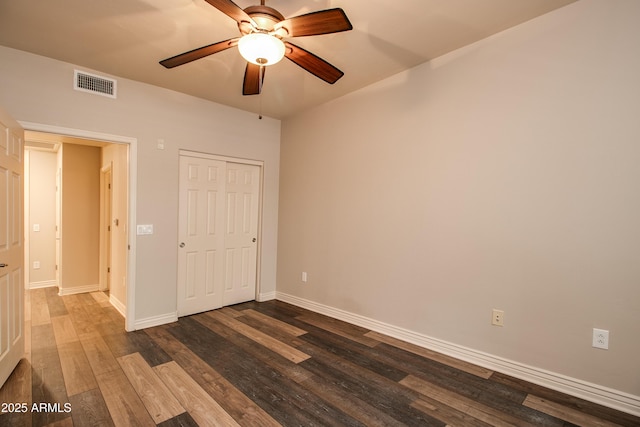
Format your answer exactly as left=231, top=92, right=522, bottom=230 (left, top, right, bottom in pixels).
left=203, top=0, right=256, bottom=26
left=284, top=42, right=344, bottom=84
left=275, top=8, right=352, bottom=37
left=243, top=63, right=265, bottom=96
left=160, top=38, right=239, bottom=68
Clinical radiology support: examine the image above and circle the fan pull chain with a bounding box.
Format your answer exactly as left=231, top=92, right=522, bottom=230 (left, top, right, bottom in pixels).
left=258, top=65, right=264, bottom=119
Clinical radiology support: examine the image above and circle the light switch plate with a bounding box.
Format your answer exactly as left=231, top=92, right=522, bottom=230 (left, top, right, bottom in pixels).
left=136, top=224, right=153, bottom=235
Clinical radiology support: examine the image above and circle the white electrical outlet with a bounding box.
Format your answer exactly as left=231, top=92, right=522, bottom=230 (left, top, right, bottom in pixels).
left=592, top=328, right=609, bottom=350
left=301, top=272, right=308, bottom=283
left=492, top=309, right=504, bottom=326
left=33, top=261, right=40, bottom=269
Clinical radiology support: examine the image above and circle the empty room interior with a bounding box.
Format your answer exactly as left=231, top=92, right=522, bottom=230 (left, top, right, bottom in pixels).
left=1, top=0, right=639, bottom=425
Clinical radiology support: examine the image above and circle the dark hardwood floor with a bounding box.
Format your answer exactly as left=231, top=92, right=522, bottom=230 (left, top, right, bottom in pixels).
left=1, top=288, right=638, bottom=426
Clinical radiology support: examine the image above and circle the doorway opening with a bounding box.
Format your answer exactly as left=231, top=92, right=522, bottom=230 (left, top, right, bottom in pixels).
left=21, top=123, right=137, bottom=331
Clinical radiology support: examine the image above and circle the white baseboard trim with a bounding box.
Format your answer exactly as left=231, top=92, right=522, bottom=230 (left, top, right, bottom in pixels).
left=276, top=292, right=640, bottom=417
left=109, top=294, right=127, bottom=318
left=28, top=280, right=57, bottom=290
left=58, top=284, right=100, bottom=296
left=134, top=311, right=178, bottom=330
left=257, top=290, right=276, bottom=302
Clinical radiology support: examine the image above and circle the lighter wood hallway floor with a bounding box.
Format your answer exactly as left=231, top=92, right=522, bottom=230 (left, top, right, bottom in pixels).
left=1, top=288, right=638, bottom=426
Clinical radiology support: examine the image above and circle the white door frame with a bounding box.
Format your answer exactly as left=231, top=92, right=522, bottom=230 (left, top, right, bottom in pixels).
left=99, top=163, right=113, bottom=292
left=178, top=149, right=264, bottom=305
left=19, top=121, right=137, bottom=332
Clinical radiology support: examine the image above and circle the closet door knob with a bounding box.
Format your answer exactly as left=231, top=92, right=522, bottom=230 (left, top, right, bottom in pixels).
left=179, top=242, right=185, bottom=248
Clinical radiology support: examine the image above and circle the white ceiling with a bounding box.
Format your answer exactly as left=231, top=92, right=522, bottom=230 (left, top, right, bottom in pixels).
left=0, top=0, right=576, bottom=119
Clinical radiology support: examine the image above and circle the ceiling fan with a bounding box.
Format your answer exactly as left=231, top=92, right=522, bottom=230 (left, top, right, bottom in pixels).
left=160, top=0, right=353, bottom=96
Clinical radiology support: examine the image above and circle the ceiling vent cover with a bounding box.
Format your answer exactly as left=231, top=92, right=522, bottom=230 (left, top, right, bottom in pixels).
left=74, top=70, right=117, bottom=98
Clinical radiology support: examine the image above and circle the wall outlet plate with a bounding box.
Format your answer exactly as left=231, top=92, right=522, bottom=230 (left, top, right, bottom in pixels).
left=592, top=328, right=609, bottom=350
left=492, top=309, right=504, bottom=326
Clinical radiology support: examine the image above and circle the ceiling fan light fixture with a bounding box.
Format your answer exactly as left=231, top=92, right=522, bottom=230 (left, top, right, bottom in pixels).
left=238, top=32, right=285, bottom=66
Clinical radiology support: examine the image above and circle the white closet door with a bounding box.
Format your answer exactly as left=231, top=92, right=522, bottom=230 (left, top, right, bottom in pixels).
left=177, top=155, right=260, bottom=316
left=222, top=162, right=260, bottom=306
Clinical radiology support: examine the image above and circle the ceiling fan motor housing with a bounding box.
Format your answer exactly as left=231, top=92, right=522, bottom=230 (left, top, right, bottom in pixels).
left=239, top=6, right=286, bottom=35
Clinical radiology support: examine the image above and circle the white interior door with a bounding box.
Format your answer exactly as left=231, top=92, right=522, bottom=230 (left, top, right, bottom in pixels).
left=223, top=162, right=260, bottom=306
left=0, top=107, right=24, bottom=388
left=177, top=155, right=226, bottom=316
left=177, top=155, right=260, bottom=317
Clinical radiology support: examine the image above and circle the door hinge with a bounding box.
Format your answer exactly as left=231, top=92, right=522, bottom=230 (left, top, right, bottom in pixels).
left=107, top=267, right=110, bottom=273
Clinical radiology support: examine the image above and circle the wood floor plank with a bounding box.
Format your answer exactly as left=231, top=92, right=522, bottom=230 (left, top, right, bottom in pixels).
left=0, top=358, right=33, bottom=427
left=51, top=315, right=78, bottom=345
left=154, top=361, right=240, bottom=427
left=77, top=331, right=120, bottom=377
left=297, top=322, right=410, bottom=383
left=102, top=328, right=172, bottom=367
left=42, top=417, right=73, bottom=426
left=31, top=288, right=51, bottom=326
left=144, top=325, right=281, bottom=427
left=205, top=310, right=310, bottom=364
left=194, top=313, right=314, bottom=384
left=95, top=369, right=156, bottom=427
left=61, top=294, right=101, bottom=336
left=117, top=352, right=185, bottom=424
left=0, top=358, right=31, bottom=405
left=365, top=330, right=494, bottom=379
left=237, top=300, right=308, bottom=320
left=25, top=319, right=32, bottom=362
left=297, top=344, right=437, bottom=425
left=90, top=291, right=111, bottom=308
left=296, top=313, right=380, bottom=348
left=411, top=397, right=495, bottom=427
left=297, top=373, right=408, bottom=426
left=57, top=340, right=98, bottom=397
left=523, top=395, right=623, bottom=427
left=31, top=323, right=70, bottom=426
left=157, top=412, right=200, bottom=427
left=44, top=287, right=68, bottom=317
left=240, top=308, right=308, bottom=337
left=69, top=388, right=115, bottom=427
left=25, top=286, right=31, bottom=322
left=400, top=374, right=539, bottom=426
left=490, top=372, right=640, bottom=426
left=219, top=306, right=244, bottom=318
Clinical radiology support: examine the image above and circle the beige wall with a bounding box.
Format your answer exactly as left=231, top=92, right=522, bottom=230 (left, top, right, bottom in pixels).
left=60, top=143, right=101, bottom=291
left=0, top=44, right=281, bottom=325
left=25, top=149, right=57, bottom=286
left=278, top=0, right=640, bottom=403
left=101, top=143, right=128, bottom=308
